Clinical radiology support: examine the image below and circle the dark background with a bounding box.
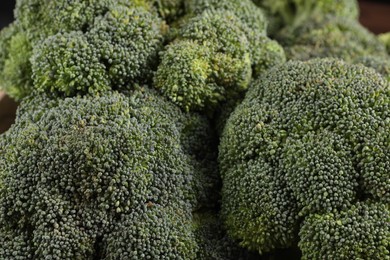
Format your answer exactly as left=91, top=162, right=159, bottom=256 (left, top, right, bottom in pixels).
left=1, top=0, right=390, bottom=33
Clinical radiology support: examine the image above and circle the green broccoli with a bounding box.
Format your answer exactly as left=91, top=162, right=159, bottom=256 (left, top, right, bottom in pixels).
left=154, top=0, right=285, bottom=113
left=252, top=0, right=359, bottom=33
left=219, top=58, right=389, bottom=258
left=1, top=0, right=165, bottom=100
left=277, top=15, right=387, bottom=62
left=147, top=0, right=185, bottom=22
left=378, top=32, right=390, bottom=55
left=300, top=202, right=389, bottom=260
left=0, top=86, right=244, bottom=259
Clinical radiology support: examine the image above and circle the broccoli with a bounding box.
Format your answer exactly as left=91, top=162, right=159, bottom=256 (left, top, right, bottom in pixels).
left=276, top=15, right=388, bottom=62
left=0, top=86, right=246, bottom=259
left=154, top=0, right=285, bottom=113
left=252, top=0, right=359, bottom=33
left=379, top=32, right=390, bottom=55
left=219, top=58, right=389, bottom=258
left=1, top=0, right=165, bottom=100
left=300, top=202, right=389, bottom=260
left=147, top=0, right=185, bottom=22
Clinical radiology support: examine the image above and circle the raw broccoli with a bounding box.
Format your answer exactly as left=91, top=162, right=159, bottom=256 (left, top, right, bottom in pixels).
left=0, top=0, right=165, bottom=100
left=154, top=0, right=285, bottom=112
left=300, top=202, right=389, bottom=260
left=0, top=86, right=245, bottom=259
left=379, top=32, right=390, bottom=55
left=219, top=59, right=389, bottom=258
left=252, top=0, right=359, bottom=33
left=355, top=55, right=390, bottom=81
left=277, top=15, right=387, bottom=62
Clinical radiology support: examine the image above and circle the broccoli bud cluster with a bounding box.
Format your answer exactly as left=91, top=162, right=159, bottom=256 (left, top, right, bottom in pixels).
left=219, top=59, right=390, bottom=258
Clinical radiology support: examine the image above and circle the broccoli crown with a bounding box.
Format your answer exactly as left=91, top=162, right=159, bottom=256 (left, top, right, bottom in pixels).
left=1, top=0, right=165, bottom=100
left=378, top=32, right=390, bottom=55
left=277, top=15, right=387, bottom=62
left=154, top=0, right=285, bottom=113
left=252, top=0, right=359, bottom=32
left=219, top=58, right=389, bottom=256
left=299, top=202, right=390, bottom=260
left=0, top=87, right=231, bottom=259
left=154, top=11, right=252, bottom=112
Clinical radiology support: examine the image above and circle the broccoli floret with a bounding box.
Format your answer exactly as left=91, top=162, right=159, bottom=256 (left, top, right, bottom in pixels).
left=154, top=0, right=285, bottom=113
left=147, top=0, right=185, bottom=22
left=0, top=87, right=228, bottom=259
left=277, top=15, right=387, bottom=62
left=0, top=23, right=33, bottom=99
left=185, top=0, right=285, bottom=76
left=252, top=0, right=359, bottom=33
left=378, top=32, right=390, bottom=55
left=31, top=32, right=110, bottom=96
left=154, top=11, right=252, bottom=112
left=219, top=59, right=389, bottom=256
left=300, top=202, right=390, bottom=260
left=1, top=0, right=165, bottom=99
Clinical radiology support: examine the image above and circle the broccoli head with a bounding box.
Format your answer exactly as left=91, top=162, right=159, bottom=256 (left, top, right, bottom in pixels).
left=300, top=202, right=389, bottom=259
left=1, top=0, right=165, bottom=99
left=0, top=86, right=238, bottom=259
left=154, top=0, right=285, bottom=113
left=277, top=15, right=387, bottom=62
left=252, top=0, right=359, bottom=33
left=378, top=32, right=390, bottom=55
left=219, top=58, right=389, bottom=258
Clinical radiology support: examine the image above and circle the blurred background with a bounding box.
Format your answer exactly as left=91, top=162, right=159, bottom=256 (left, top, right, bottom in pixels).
left=1, top=0, right=390, bottom=33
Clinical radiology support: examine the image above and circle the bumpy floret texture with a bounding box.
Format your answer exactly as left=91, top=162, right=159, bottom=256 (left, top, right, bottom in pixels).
left=219, top=59, right=390, bottom=256
left=0, top=87, right=235, bottom=259
left=355, top=55, right=390, bottom=82
left=155, top=0, right=285, bottom=113
left=252, top=0, right=359, bottom=33
left=186, top=0, right=285, bottom=76
left=277, top=15, right=387, bottom=62
left=1, top=0, right=165, bottom=99
left=154, top=11, right=252, bottom=112
left=299, top=202, right=390, bottom=260
left=147, top=0, right=185, bottom=22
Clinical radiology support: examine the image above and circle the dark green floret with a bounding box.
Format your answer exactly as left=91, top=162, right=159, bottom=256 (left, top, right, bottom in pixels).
left=299, top=202, right=390, bottom=260
left=1, top=0, right=165, bottom=99
left=154, top=0, right=285, bottom=113
left=154, top=11, right=252, bottom=112
left=219, top=58, right=390, bottom=257
left=0, top=87, right=228, bottom=259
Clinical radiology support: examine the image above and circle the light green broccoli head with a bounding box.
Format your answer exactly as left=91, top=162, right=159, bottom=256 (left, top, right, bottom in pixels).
left=300, top=202, right=390, bottom=260
left=1, top=0, right=165, bottom=100
left=154, top=11, right=252, bottom=112
left=277, top=15, right=387, bottom=62
left=0, top=86, right=226, bottom=259
left=154, top=5, right=285, bottom=113
left=219, top=59, right=389, bottom=255
left=185, top=0, right=285, bottom=76
left=253, top=0, right=359, bottom=33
